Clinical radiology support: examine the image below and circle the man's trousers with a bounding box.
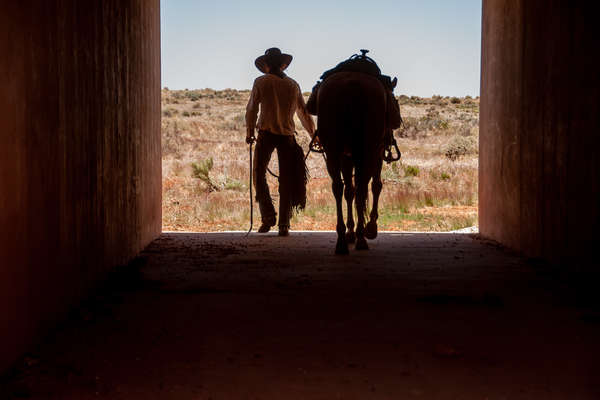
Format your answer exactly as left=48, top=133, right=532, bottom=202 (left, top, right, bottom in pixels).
left=253, top=130, right=294, bottom=228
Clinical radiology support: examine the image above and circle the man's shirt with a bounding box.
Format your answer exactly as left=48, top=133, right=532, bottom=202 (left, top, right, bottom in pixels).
left=246, top=74, right=315, bottom=137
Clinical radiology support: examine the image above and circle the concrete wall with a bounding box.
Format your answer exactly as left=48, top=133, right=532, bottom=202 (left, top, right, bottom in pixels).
left=480, top=0, right=599, bottom=263
left=0, top=1, right=161, bottom=372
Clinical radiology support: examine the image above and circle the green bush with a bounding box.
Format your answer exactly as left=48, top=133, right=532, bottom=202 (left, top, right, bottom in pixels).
left=223, top=178, right=245, bottom=191
left=191, top=158, right=219, bottom=192
left=404, top=165, right=420, bottom=177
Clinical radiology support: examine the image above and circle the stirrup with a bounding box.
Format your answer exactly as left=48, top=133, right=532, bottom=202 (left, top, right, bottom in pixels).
left=383, top=138, right=401, bottom=163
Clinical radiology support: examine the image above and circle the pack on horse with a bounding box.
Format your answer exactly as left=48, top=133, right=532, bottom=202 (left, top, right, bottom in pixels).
left=307, top=50, right=402, bottom=254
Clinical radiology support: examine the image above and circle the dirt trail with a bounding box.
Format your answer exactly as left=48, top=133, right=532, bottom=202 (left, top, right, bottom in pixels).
left=2, top=232, right=598, bottom=399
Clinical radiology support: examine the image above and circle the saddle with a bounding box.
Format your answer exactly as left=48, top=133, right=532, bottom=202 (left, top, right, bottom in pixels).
left=308, top=49, right=402, bottom=163
left=318, top=49, right=395, bottom=90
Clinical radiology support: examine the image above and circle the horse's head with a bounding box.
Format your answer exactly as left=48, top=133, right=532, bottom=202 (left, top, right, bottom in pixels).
left=381, top=76, right=401, bottom=131
left=306, top=81, right=319, bottom=116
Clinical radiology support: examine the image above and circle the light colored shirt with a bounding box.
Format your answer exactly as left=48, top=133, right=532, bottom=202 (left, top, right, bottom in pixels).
left=246, top=74, right=315, bottom=137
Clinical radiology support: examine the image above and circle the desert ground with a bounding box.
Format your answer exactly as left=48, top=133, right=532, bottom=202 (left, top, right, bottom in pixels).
left=161, top=89, right=479, bottom=232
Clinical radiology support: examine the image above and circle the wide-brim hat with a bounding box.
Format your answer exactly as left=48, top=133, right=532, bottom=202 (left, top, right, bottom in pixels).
left=255, top=47, right=293, bottom=73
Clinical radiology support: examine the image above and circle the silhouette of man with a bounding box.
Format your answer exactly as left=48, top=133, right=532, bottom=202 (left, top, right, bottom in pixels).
left=246, top=47, right=315, bottom=236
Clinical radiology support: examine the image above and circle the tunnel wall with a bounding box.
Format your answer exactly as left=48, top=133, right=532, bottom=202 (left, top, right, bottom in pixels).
left=480, top=0, right=599, bottom=264
left=0, top=1, right=161, bottom=372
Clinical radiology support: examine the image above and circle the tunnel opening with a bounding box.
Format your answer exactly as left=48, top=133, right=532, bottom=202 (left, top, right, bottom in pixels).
left=1, top=0, right=598, bottom=390
left=159, top=1, right=482, bottom=233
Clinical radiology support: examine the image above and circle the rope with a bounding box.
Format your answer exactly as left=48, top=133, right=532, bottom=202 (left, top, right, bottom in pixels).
left=266, top=166, right=279, bottom=179
left=245, top=132, right=326, bottom=237
left=245, top=142, right=253, bottom=237
left=264, top=132, right=325, bottom=180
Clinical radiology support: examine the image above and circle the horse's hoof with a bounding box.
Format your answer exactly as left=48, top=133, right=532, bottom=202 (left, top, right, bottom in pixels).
left=356, top=237, right=369, bottom=250
left=335, top=240, right=350, bottom=255
left=345, top=230, right=356, bottom=244
left=365, top=221, right=378, bottom=240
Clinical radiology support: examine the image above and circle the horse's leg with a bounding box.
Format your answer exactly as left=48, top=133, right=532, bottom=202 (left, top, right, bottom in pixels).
left=327, top=156, right=348, bottom=255
left=365, top=157, right=383, bottom=240
left=354, top=169, right=369, bottom=251
left=341, top=156, right=355, bottom=244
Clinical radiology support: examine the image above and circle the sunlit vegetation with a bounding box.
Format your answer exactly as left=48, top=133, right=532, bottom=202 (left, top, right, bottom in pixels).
left=161, top=88, right=478, bottom=232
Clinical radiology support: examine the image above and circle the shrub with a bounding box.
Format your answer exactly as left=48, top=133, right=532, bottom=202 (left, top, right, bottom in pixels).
left=450, top=97, right=461, bottom=104
left=182, top=111, right=191, bottom=117
left=397, top=95, right=410, bottom=105
left=162, top=108, right=178, bottom=117
left=191, top=158, right=219, bottom=192
left=431, top=95, right=446, bottom=106
left=440, top=172, right=451, bottom=180
left=397, top=111, right=449, bottom=139
left=444, top=136, right=477, bottom=161
left=382, top=161, right=403, bottom=181
left=404, top=165, right=420, bottom=177
left=223, top=178, right=245, bottom=191
left=421, top=111, right=448, bottom=131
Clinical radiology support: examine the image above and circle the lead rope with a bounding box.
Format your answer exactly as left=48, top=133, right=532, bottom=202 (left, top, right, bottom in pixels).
left=245, top=141, right=253, bottom=237
left=265, top=132, right=325, bottom=180
left=246, top=133, right=325, bottom=237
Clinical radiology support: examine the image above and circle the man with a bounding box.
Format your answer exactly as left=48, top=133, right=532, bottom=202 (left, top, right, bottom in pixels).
left=246, top=47, right=315, bottom=236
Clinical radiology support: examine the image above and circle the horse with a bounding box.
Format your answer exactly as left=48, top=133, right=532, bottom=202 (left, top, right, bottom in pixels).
left=308, top=71, right=400, bottom=254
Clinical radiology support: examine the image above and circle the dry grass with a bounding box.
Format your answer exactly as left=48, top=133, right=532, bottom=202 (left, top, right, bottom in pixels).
left=161, top=89, right=479, bottom=232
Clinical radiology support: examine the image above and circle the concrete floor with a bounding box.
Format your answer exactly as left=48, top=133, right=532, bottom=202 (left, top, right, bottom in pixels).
left=2, top=232, right=599, bottom=399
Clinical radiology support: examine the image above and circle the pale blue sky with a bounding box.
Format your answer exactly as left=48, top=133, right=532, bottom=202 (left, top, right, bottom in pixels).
left=161, top=0, right=482, bottom=97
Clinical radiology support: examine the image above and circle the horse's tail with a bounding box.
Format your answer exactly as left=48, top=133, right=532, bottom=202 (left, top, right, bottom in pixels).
left=341, top=82, right=371, bottom=221
left=342, top=81, right=368, bottom=164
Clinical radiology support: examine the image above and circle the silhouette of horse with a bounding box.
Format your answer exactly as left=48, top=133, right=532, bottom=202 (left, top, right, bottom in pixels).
left=308, top=71, right=400, bottom=254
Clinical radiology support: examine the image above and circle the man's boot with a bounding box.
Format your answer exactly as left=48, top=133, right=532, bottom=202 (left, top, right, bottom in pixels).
left=258, top=216, right=276, bottom=233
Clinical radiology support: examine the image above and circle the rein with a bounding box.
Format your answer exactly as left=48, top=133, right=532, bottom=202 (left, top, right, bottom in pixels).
left=265, top=132, right=325, bottom=180
left=245, top=133, right=324, bottom=236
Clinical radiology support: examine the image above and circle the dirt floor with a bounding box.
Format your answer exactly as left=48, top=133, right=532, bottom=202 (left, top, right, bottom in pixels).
left=2, top=232, right=599, bottom=399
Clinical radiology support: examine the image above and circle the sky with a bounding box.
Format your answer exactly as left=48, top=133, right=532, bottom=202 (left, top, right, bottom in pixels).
left=161, top=0, right=482, bottom=97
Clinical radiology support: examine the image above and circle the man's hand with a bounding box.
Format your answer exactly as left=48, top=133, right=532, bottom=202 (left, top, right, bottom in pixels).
left=246, top=135, right=255, bottom=145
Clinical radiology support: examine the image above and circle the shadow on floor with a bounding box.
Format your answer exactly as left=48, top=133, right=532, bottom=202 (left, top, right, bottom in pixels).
left=2, top=232, right=599, bottom=399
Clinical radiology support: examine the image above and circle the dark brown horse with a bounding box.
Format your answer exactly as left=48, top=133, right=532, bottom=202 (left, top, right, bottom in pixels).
left=308, top=71, right=400, bottom=254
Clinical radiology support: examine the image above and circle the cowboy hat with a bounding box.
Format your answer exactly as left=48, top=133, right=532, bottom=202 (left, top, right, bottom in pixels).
left=254, top=48, right=293, bottom=74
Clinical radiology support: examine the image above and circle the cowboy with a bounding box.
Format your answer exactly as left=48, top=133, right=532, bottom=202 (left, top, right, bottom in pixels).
left=246, top=47, right=316, bottom=236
